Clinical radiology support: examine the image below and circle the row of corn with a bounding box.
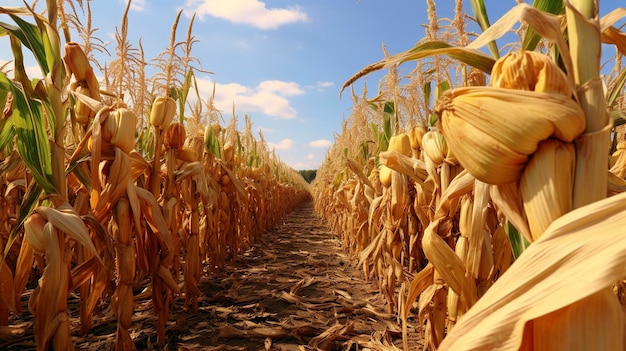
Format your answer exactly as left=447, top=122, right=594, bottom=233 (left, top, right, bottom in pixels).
left=0, top=3, right=310, bottom=350
left=313, top=1, right=626, bottom=349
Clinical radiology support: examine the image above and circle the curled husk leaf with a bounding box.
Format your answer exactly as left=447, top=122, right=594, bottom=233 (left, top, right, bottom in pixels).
left=435, top=87, right=585, bottom=184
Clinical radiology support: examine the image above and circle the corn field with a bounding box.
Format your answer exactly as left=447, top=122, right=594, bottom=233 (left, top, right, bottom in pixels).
left=3, top=0, right=626, bottom=350
left=0, top=1, right=310, bottom=350
left=313, top=0, right=626, bottom=350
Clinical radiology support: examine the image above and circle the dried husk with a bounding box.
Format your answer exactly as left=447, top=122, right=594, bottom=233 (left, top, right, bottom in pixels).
left=150, top=96, right=176, bottom=129
left=490, top=50, right=572, bottom=95
left=435, top=87, right=585, bottom=184
left=438, top=191, right=626, bottom=351
left=520, top=139, right=575, bottom=241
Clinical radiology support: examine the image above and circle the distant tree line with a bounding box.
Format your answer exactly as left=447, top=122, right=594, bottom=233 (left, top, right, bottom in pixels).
left=299, top=169, right=317, bottom=183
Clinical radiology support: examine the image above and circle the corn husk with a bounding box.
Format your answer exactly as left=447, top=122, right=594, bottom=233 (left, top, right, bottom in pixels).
left=64, top=42, right=100, bottom=98
left=163, top=122, right=187, bottom=150
left=409, top=124, right=427, bottom=158
left=438, top=191, right=626, bottom=351
left=379, top=133, right=411, bottom=187
left=520, top=139, right=575, bottom=241
left=490, top=50, right=572, bottom=95
left=150, top=96, right=176, bottom=129
left=422, top=130, right=447, bottom=165
left=610, top=141, right=626, bottom=179
left=435, top=87, right=585, bottom=184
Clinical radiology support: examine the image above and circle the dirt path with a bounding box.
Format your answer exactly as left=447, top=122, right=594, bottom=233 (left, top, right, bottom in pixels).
left=3, top=200, right=423, bottom=350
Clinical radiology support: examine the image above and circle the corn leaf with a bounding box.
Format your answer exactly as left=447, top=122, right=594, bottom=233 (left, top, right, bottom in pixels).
left=340, top=41, right=495, bottom=96
left=1, top=181, right=42, bottom=265
left=0, top=89, right=14, bottom=150
left=607, top=67, right=626, bottom=108
left=439, top=191, right=626, bottom=351
left=468, top=0, right=500, bottom=58
left=0, top=73, right=56, bottom=195
left=36, top=203, right=101, bottom=263
left=0, top=14, right=49, bottom=75
left=522, top=0, right=564, bottom=51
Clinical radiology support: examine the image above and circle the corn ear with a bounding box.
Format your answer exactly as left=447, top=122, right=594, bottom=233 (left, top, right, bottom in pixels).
left=109, top=108, right=137, bottom=153
left=150, top=96, right=176, bottom=129
left=163, top=122, right=187, bottom=149
left=409, top=125, right=427, bottom=154
left=380, top=133, right=411, bottom=187
left=63, top=42, right=100, bottom=98
left=422, top=130, right=447, bottom=165
left=490, top=50, right=572, bottom=95
left=435, top=87, right=585, bottom=184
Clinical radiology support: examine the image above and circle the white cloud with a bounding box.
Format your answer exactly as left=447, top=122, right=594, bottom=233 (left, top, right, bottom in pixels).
left=195, top=76, right=303, bottom=119
left=185, top=0, right=309, bottom=30
left=128, top=0, right=146, bottom=11
left=1, top=59, right=46, bottom=79
left=305, top=153, right=315, bottom=160
left=291, top=159, right=322, bottom=170
left=268, top=138, right=295, bottom=150
left=308, top=139, right=332, bottom=148
left=316, top=81, right=334, bottom=91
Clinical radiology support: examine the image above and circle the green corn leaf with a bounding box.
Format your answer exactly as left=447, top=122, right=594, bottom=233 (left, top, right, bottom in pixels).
left=5, top=14, right=50, bottom=74
left=66, top=154, right=92, bottom=190
left=506, top=220, right=528, bottom=259
left=0, top=114, right=16, bottom=151
left=436, top=81, right=450, bottom=99
left=522, top=0, right=564, bottom=51
left=468, top=0, right=500, bottom=59
left=179, top=69, right=195, bottom=123
left=423, top=81, right=432, bottom=110
left=0, top=73, right=56, bottom=194
left=0, top=88, right=14, bottom=150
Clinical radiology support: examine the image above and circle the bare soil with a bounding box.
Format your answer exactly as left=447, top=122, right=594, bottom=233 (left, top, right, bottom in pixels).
left=2, top=200, right=423, bottom=350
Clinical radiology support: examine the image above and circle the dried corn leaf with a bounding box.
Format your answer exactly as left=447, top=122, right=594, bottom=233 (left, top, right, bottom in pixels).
left=439, top=191, right=626, bottom=350
left=35, top=203, right=100, bottom=262
left=468, top=2, right=573, bottom=78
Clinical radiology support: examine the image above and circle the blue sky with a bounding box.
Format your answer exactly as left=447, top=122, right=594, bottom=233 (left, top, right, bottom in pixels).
left=1, top=1, right=624, bottom=170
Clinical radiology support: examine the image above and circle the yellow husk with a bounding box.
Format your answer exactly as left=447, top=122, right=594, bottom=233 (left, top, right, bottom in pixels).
left=436, top=86, right=585, bottom=184
left=490, top=50, right=572, bottom=95
left=150, top=96, right=176, bottom=129
left=520, top=139, right=575, bottom=241
left=379, top=133, right=411, bottom=187
left=438, top=191, right=626, bottom=351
